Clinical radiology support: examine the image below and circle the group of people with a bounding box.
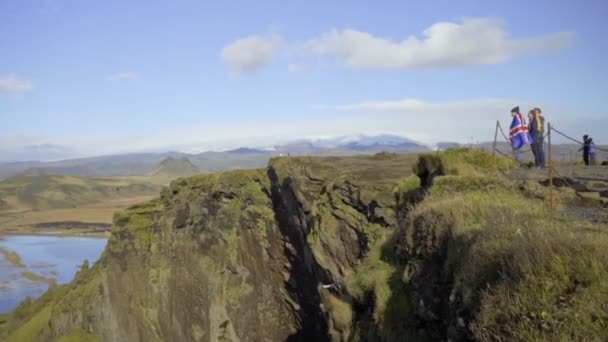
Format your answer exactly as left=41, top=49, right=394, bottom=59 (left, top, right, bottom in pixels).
left=509, top=106, right=599, bottom=166
left=509, top=106, right=546, bottom=167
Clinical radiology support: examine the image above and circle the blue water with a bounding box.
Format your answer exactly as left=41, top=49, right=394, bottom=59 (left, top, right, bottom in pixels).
left=0, top=235, right=107, bottom=313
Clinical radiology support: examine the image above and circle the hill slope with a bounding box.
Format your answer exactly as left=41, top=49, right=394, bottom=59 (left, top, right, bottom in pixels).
left=2, top=150, right=607, bottom=341
left=0, top=135, right=431, bottom=180
left=148, top=156, right=200, bottom=181
left=0, top=174, right=158, bottom=211
left=0, top=174, right=160, bottom=234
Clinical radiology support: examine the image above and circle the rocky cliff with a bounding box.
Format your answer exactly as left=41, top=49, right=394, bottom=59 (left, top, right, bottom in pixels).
left=3, top=150, right=608, bottom=341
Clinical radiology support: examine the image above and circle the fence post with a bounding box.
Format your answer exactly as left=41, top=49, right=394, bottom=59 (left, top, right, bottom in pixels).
left=492, top=120, right=499, bottom=170
left=548, top=122, right=554, bottom=209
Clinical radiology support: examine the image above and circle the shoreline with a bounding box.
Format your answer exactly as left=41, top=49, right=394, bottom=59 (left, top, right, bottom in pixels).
left=0, top=229, right=111, bottom=239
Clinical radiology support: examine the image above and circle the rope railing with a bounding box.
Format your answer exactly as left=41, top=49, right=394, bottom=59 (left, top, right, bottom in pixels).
left=495, top=148, right=528, bottom=166
left=496, top=121, right=606, bottom=157
left=491, top=119, right=606, bottom=210
left=551, top=126, right=608, bottom=153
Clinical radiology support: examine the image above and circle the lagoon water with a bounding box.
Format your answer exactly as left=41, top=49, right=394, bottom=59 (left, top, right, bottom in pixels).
left=0, top=235, right=107, bottom=313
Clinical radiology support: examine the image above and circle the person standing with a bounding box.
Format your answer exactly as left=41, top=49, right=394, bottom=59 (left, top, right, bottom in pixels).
left=509, top=106, right=532, bottom=164
left=533, top=108, right=546, bottom=168
left=579, top=135, right=591, bottom=165
left=528, top=109, right=542, bottom=167
left=528, top=110, right=540, bottom=166
left=589, top=138, right=597, bottom=165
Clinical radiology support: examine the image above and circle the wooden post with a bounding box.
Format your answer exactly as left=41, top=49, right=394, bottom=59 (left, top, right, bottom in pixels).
left=492, top=120, right=499, bottom=171
left=548, top=122, right=554, bottom=209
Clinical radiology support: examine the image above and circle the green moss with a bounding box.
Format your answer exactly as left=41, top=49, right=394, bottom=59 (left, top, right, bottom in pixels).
left=5, top=306, right=51, bottom=342
left=347, top=231, right=399, bottom=323
left=246, top=205, right=275, bottom=248
left=108, top=202, right=158, bottom=253
left=396, top=176, right=420, bottom=194
left=226, top=281, right=254, bottom=305
left=405, top=185, right=608, bottom=340
left=471, top=232, right=608, bottom=340
left=54, top=263, right=102, bottom=315
left=4, top=284, right=68, bottom=337
left=440, top=147, right=517, bottom=175
left=320, top=290, right=353, bottom=341
left=56, top=329, right=99, bottom=342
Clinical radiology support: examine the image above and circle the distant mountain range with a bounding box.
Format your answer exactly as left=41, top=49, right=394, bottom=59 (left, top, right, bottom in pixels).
left=2, top=134, right=603, bottom=181
left=0, top=135, right=431, bottom=180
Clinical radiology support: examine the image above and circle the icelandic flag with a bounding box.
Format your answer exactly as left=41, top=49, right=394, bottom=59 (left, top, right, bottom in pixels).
left=509, top=113, right=533, bottom=149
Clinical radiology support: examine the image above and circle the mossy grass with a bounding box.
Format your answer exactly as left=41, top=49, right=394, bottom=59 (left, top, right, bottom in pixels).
left=401, top=173, right=608, bottom=340
left=5, top=306, right=52, bottom=342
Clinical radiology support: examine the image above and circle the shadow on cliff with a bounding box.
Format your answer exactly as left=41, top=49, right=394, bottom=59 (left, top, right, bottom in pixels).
left=268, top=167, right=332, bottom=342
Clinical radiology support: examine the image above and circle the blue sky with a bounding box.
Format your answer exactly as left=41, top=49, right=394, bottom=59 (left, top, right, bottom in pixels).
left=1, top=0, right=607, bottom=160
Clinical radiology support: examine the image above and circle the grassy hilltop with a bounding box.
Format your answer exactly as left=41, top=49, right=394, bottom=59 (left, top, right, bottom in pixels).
left=1, top=149, right=607, bottom=341
left=0, top=174, right=159, bottom=235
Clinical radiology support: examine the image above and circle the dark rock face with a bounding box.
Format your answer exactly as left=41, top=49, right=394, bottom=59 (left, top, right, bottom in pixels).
left=47, top=155, right=418, bottom=341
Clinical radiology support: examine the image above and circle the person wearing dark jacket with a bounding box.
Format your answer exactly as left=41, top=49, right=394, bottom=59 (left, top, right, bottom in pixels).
left=528, top=110, right=540, bottom=167
left=589, top=138, right=597, bottom=165
left=579, top=135, right=592, bottom=165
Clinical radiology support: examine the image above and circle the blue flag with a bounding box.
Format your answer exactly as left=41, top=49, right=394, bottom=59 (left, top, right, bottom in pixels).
left=509, top=113, right=533, bottom=149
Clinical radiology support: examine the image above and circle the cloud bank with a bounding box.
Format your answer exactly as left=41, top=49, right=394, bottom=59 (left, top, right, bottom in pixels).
left=222, top=18, right=574, bottom=73
left=306, top=18, right=574, bottom=69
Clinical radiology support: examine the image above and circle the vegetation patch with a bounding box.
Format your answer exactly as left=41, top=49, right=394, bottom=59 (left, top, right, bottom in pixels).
left=21, top=271, right=57, bottom=286
left=441, top=147, right=518, bottom=175
left=56, top=329, right=99, bottom=342
left=0, top=247, right=25, bottom=268
left=5, top=306, right=52, bottom=342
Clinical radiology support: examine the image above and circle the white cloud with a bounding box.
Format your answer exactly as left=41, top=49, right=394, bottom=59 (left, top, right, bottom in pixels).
left=305, top=18, right=574, bottom=68
left=222, top=33, right=281, bottom=74
left=0, top=75, right=33, bottom=93
left=108, top=72, right=138, bottom=81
